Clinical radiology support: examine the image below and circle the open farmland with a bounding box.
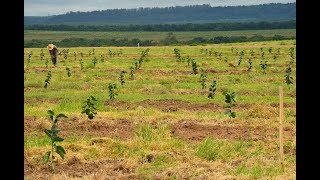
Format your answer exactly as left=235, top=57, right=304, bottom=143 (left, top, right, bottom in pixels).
left=24, top=40, right=296, bottom=179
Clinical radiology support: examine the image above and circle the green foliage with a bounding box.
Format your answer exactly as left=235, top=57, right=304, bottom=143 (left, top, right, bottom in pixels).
left=100, top=54, right=105, bottom=62
left=108, top=50, right=112, bottom=58
left=27, top=52, right=32, bottom=63
left=134, top=61, right=139, bottom=70
left=79, top=58, right=84, bottom=70
left=43, top=110, right=67, bottom=171
left=108, top=83, right=118, bottom=100
left=196, top=137, right=220, bottom=161
left=191, top=60, right=198, bottom=74
left=238, top=50, right=244, bottom=66
left=289, top=47, right=295, bottom=65
left=224, top=92, right=237, bottom=118
left=44, top=71, right=52, bottom=88
left=208, top=80, right=217, bottom=99
left=40, top=48, right=45, bottom=61
left=66, top=67, right=71, bottom=77
left=129, top=66, right=135, bottom=80
left=224, top=57, right=228, bottom=63
left=73, top=52, right=77, bottom=61
left=268, top=47, right=272, bottom=53
left=173, top=48, right=181, bottom=61
left=81, top=95, right=97, bottom=120
left=259, top=52, right=267, bottom=73
left=92, top=57, right=98, bottom=67
left=218, top=52, right=222, bottom=61
left=45, top=58, right=49, bottom=68
left=248, top=58, right=253, bottom=71
left=200, top=70, right=207, bottom=90
left=119, top=70, right=126, bottom=85
left=186, top=56, right=192, bottom=66
left=63, top=53, right=68, bottom=61
left=285, top=66, right=294, bottom=85
left=92, top=48, right=95, bottom=55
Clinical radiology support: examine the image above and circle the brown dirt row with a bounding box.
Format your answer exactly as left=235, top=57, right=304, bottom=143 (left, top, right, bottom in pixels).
left=25, top=116, right=295, bottom=143
left=24, top=157, right=138, bottom=179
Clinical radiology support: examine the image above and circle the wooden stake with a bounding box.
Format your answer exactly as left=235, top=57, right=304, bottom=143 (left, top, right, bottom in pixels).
left=279, top=86, right=284, bottom=166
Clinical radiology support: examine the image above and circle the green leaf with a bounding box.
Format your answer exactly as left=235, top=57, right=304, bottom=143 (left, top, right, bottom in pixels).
left=51, top=125, right=60, bottom=137
left=44, top=129, right=52, bottom=138
left=54, top=137, right=64, bottom=142
left=88, top=113, right=94, bottom=119
left=231, top=112, right=236, bottom=118
left=55, top=146, right=66, bottom=159
left=56, top=113, right=68, bottom=119
left=43, top=151, right=51, bottom=164
left=47, top=110, right=54, bottom=120
left=54, top=113, right=68, bottom=123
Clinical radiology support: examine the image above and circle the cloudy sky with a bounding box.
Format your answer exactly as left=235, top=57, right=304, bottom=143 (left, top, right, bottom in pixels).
left=24, top=0, right=296, bottom=16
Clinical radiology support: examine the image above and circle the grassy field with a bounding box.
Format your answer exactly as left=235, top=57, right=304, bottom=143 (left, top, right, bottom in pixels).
left=24, top=29, right=296, bottom=42
left=24, top=40, right=296, bottom=179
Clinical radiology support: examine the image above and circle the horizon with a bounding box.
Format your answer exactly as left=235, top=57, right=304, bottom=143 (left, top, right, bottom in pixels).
left=24, top=0, right=296, bottom=16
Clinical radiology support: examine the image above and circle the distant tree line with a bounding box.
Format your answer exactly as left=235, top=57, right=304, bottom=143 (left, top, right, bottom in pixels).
left=24, top=3, right=296, bottom=25
left=25, top=34, right=295, bottom=48
left=24, top=20, right=295, bottom=32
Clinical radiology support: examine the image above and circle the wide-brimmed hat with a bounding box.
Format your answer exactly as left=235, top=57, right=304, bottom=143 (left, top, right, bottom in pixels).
left=47, top=44, right=54, bottom=50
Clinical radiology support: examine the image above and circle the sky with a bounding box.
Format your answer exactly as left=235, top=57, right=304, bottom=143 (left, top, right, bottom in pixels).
left=24, top=0, right=296, bottom=16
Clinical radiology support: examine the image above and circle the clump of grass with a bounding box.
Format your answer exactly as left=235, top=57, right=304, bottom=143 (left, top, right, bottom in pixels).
left=196, top=137, right=221, bottom=161
left=134, top=123, right=170, bottom=142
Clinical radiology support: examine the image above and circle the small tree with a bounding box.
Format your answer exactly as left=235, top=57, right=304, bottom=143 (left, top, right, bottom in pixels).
left=119, top=71, right=126, bottom=85
left=191, top=60, right=198, bottom=74
left=27, top=52, right=32, bottom=63
left=40, top=48, right=45, bottom=61
left=44, top=71, right=52, bottom=88
left=134, top=61, right=139, bottom=70
left=173, top=48, right=181, bottom=61
left=100, top=54, right=105, bottom=62
left=81, top=96, right=97, bottom=120
left=79, top=59, right=84, bottom=70
left=66, top=67, right=71, bottom=77
left=80, top=52, right=84, bottom=58
left=285, top=66, right=294, bottom=85
left=224, top=92, right=236, bottom=118
left=129, top=66, right=135, bottom=80
left=259, top=52, right=267, bottom=73
left=208, top=80, right=217, bottom=99
left=200, top=70, right=207, bottom=90
left=238, top=53, right=244, bottom=66
left=108, top=83, right=118, bottom=100
left=247, top=58, right=253, bottom=71
left=218, top=52, right=222, bottom=61
left=186, top=56, right=192, bottom=66
left=268, top=47, right=272, bottom=53
left=289, top=47, right=295, bottom=65
left=108, top=50, right=112, bottom=58
left=73, top=52, right=77, bottom=61
left=63, top=53, right=68, bottom=61
left=43, top=110, right=67, bottom=171
left=92, top=57, right=98, bottom=67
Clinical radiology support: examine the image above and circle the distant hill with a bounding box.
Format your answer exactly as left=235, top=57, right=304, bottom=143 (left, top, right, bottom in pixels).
left=24, top=3, right=296, bottom=25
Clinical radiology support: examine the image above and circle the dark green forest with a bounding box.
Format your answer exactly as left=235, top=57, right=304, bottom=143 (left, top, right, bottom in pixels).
left=24, top=34, right=295, bottom=48
left=24, top=20, right=295, bottom=32
left=24, top=3, right=296, bottom=25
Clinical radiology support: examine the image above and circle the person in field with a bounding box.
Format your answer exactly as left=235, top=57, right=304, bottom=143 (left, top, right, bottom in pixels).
left=47, top=44, right=59, bottom=66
